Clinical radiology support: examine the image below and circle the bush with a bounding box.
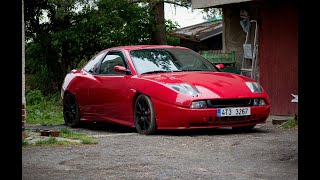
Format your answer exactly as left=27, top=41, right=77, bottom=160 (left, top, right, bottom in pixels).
left=26, top=67, right=54, bottom=95
left=26, top=90, right=45, bottom=106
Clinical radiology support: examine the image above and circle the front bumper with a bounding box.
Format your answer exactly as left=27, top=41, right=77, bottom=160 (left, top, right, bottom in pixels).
left=152, top=98, right=271, bottom=130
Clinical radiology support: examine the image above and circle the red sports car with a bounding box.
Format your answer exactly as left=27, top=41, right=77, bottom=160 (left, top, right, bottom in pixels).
left=61, top=45, right=271, bottom=135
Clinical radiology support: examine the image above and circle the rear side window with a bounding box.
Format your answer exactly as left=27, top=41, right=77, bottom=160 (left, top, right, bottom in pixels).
left=83, top=52, right=106, bottom=73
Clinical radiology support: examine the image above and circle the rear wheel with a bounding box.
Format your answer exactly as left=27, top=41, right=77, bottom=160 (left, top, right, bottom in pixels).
left=134, top=94, right=157, bottom=135
left=63, top=93, right=80, bottom=127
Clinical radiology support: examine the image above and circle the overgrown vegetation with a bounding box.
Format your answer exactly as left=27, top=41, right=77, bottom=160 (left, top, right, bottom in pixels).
left=280, top=116, right=298, bottom=129
left=26, top=90, right=64, bottom=125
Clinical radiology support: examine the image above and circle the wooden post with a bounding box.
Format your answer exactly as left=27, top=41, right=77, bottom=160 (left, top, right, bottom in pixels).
left=22, top=0, right=26, bottom=140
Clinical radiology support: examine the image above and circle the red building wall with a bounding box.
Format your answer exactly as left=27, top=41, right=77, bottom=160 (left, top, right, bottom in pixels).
left=259, top=3, right=298, bottom=115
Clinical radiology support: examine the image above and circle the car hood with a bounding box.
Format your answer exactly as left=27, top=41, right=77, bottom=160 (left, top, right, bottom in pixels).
left=140, top=71, right=259, bottom=99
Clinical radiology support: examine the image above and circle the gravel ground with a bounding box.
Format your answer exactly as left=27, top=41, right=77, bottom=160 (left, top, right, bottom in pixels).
left=22, top=116, right=298, bottom=180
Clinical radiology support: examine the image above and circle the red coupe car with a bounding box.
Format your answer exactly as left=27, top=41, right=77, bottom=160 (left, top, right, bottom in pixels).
left=61, top=45, right=271, bottom=135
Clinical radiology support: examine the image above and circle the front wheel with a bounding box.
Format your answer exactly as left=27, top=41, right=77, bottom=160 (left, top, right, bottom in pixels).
left=134, top=94, right=157, bottom=135
left=63, top=93, right=80, bottom=127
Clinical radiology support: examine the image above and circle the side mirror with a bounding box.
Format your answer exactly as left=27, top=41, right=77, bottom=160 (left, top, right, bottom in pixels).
left=114, top=65, right=128, bottom=74
left=215, top=64, right=225, bottom=70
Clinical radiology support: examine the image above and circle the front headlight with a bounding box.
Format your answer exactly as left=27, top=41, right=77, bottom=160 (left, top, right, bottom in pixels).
left=253, top=98, right=266, bottom=106
left=190, top=101, right=207, bottom=109
left=169, top=83, right=201, bottom=96
left=245, top=82, right=263, bottom=93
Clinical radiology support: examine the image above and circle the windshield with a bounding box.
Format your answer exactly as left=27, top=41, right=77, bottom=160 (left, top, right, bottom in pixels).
left=130, top=48, right=219, bottom=75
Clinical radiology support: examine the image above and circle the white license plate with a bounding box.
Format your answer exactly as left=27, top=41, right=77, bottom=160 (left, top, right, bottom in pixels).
left=217, top=107, right=251, bottom=117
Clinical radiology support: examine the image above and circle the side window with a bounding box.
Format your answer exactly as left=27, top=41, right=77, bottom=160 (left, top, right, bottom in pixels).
left=98, top=54, right=125, bottom=75
left=83, top=52, right=106, bottom=73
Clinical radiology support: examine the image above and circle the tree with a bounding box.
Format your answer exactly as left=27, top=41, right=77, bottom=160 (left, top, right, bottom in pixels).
left=202, top=7, right=222, bottom=20
left=165, top=19, right=180, bottom=46
left=25, top=0, right=154, bottom=94
left=129, top=0, right=191, bottom=45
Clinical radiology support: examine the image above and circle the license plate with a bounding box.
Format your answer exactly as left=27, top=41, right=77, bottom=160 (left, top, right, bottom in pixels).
left=217, top=107, right=251, bottom=117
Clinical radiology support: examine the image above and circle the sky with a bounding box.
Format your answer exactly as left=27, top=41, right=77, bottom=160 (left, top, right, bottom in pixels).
left=164, top=3, right=206, bottom=28
left=40, top=3, right=207, bottom=28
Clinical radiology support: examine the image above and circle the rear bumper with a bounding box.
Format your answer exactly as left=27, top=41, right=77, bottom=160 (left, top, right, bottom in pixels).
left=152, top=98, right=271, bottom=130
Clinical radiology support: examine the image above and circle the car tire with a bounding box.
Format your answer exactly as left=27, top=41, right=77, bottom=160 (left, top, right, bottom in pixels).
left=232, top=124, right=256, bottom=132
left=134, top=94, right=157, bottom=135
left=63, top=93, right=80, bottom=127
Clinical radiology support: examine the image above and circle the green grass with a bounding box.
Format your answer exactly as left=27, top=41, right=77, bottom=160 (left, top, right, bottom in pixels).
left=24, top=90, right=97, bottom=146
left=26, top=91, right=64, bottom=125
left=35, top=137, right=58, bottom=145
left=22, top=140, right=29, bottom=147
left=59, top=127, right=97, bottom=144
left=32, top=137, right=81, bottom=146
left=280, top=117, right=298, bottom=129
left=22, top=128, right=97, bottom=147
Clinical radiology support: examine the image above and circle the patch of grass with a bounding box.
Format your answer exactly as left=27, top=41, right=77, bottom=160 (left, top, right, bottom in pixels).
left=35, top=137, right=58, bottom=145
left=22, top=128, right=97, bottom=147
left=56, top=141, right=81, bottom=145
left=59, top=127, right=97, bottom=144
left=26, top=91, right=64, bottom=125
left=22, top=140, right=29, bottom=147
left=81, top=137, right=97, bottom=144
left=280, top=117, right=298, bottom=129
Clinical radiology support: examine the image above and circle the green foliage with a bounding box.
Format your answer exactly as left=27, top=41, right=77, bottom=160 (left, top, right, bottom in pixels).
left=25, top=0, right=154, bottom=94
left=165, top=19, right=180, bottom=32
left=22, top=140, right=29, bottom=147
left=280, top=116, right=298, bottom=129
left=26, top=68, right=55, bottom=95
left=26, top=90, right=64, bottom=125
left=26, top=90, right=45, bottom=105
left=25, top=42, right=46, bottom=74
left=76, top=59, right=88, bottom=69
left=167, top=36, right=180, bottom=46
left=165, top=19, right=180, bottom=46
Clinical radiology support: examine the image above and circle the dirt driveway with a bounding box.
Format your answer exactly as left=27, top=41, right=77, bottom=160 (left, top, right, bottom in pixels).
left=22, top=116, right=298, bottom=180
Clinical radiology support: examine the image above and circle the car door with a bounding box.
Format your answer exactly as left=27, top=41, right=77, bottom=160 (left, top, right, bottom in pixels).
left=90, top=50, right=133, bottom=123
left=75, top=51, right=107, bottom=116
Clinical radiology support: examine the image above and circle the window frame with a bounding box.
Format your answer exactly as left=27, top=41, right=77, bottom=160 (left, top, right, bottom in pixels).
left=95, top=50, right=131, bottom=76
left=82, top=51, right=108, bottom=74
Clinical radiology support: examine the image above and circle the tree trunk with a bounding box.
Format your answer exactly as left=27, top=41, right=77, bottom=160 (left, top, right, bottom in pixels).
left=150, top=1, right=167, bottom=45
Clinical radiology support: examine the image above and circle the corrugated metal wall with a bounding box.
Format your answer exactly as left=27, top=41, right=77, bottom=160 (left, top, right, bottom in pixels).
left=259, top=3, right=298, bottom=115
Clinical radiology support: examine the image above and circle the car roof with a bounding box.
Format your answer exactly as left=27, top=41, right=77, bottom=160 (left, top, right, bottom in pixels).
left=104, top=45, right=190, bottom=51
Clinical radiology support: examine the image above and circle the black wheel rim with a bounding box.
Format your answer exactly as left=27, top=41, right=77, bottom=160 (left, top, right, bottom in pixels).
left=63, top=95, right=78, bottom=125
left=135, top=98, right=151, bottom=132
